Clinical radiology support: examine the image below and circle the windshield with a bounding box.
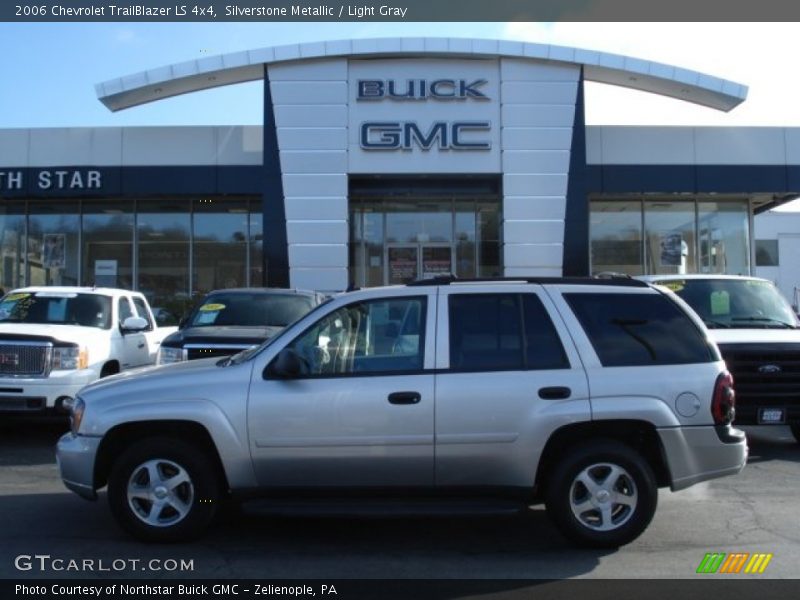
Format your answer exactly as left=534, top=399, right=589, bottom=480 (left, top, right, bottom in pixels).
left=0, top=291, right=112, bottom=329
left=226, top=296, right=335, bottom=365
left=657, top=279, right=798, bottom=329
left=188, top=293, right=315, bottom=328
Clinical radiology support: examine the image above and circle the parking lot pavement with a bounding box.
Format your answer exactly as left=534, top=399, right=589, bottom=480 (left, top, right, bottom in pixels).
left=0, top=419, right=798, bottom=580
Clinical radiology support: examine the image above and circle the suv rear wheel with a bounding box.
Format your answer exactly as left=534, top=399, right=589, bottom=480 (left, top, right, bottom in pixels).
left=545, top=439, right=658, bottom=548
left=107, top=437, right=220, bottom=542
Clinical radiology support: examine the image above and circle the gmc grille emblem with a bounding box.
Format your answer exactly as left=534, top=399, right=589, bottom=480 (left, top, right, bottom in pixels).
left=0, top=353, right=19, bottom=366
left=758, top=364, right=782, bottom=374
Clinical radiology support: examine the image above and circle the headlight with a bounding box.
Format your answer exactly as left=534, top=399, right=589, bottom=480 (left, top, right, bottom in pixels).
left=157, top=346, right=186, bottom=365
left=52, top=346, right=89, bottom=370
left=70, top=397, right=85, bottom=434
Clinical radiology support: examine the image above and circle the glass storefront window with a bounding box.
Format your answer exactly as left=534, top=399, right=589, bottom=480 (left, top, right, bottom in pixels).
left=590, top=197, right=752, bottom=277
left=349, top=194, right=501, bottom=287
left=137, top=199, right=191, bottom=314
left=363, top=211, right=384, bottom=287
left=28, top=200, right=79, bottom=287
left=644, top=201, right=697, bottom=275
left=698, top=201, right=750, bottom=275
left=477, top=202, right=501, bottom=278
left=590, top=200, right=643, bottom=276
left=249, top=204, right=264, bottom=287
left=385, top=201, right=452, bottom=244
left=455, top=202, right=476, bottom=278
left=193, top=198, right=248, bottom=295
left=81, top=200, right=134, bottom=289
left=0, top=202, right=25, bottom=291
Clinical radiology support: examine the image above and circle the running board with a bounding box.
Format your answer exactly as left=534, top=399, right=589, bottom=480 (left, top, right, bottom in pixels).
left=241, top=497, right=527, bottom=517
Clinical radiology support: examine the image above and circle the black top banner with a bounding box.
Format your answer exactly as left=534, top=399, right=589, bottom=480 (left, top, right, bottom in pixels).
left=4, top=0, right=800, bottom=22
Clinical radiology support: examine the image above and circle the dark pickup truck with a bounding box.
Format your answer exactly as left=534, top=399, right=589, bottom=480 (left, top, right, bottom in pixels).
left=156, top=288, right=326, bottom=364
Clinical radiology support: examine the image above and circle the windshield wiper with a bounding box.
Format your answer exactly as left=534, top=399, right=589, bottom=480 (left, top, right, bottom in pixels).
left=703, top=320, right=731, bottom=329
left=732, top=317, right=795, bottom=329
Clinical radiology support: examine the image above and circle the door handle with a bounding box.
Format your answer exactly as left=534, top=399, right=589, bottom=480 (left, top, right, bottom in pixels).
left=388, top=391, right=421, bottom=405
left=137, top=342, right=145, bottom=349
left=538, top=386, right=571, bottom=400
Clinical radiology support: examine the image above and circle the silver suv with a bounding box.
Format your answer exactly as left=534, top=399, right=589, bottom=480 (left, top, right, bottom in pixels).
left=57, top=277, right=747, bottom=547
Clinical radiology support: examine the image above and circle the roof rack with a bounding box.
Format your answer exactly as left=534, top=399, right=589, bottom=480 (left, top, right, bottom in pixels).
left=405, top=275, right=649, bottom=288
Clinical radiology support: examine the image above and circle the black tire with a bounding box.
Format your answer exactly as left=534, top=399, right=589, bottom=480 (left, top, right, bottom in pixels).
left=107, top=437, right=221, bottom=542
left=544, top=439, right=658, bottom=548
left=790, top=425, right=800, bottom=444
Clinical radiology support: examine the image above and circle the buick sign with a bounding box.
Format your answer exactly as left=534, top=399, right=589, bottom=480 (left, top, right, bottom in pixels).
left=758, top=364, right=783, bottom=374
left=357, top=79, right=489, bottom=101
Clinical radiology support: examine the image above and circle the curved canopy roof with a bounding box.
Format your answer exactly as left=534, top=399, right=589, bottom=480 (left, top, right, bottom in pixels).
left=96, top=37, right=748, bottom=113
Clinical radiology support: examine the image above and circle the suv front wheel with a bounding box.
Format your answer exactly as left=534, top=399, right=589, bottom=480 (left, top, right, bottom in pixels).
left=545, top=439, right=658, bottom=548
left=107, top=437, right=221, bottom=542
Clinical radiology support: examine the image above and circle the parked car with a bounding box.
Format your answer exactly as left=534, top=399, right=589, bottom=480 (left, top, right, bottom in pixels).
left=156, top=288, right=326, bottom=364
left=640, top=274, right=800, bottom=442
left=57, top=277, right=746, bottom=547
left=0, top=287, right=177, bottom=413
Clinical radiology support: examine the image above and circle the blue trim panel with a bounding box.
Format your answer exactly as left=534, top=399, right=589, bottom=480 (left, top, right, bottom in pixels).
left=590, top=164, right=800, bottom=194
left=262, top=64, right=290, bottom=288
left=0, top=166, right=262, bottom=198
left=563, top=70, right=589, bottom=277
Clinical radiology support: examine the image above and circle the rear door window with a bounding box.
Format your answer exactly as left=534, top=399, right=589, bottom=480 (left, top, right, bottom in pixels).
left=448, top=293, right=569, bottom=371
left=565, top=292, right=715, bottom=366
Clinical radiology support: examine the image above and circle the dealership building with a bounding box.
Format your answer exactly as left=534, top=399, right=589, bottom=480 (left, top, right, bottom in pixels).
left=2, top=37, right=800, bottom=310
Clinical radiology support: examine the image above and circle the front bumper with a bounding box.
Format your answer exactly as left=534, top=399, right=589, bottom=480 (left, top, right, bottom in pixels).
left=0, top=370, right=96, bottom=412
left=658, top=425, right=748, bottom=491
left=56, top=432, right=102, bottom=500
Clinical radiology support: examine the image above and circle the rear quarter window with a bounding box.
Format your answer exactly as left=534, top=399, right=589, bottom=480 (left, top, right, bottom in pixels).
left=564, top=292, right=716, bottom=367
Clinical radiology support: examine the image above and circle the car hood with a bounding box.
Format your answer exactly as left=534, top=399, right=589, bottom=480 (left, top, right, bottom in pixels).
left=162, top=326, right=283, bottom=347
left=82, top=356, right=222, bottom=392
left=0, top=322, right=108, bottom=344
left=709, top=328, right=800, bottom=345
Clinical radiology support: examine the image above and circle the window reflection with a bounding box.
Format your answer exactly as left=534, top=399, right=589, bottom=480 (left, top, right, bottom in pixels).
left=644, top=201, right=696, bottom=275
left=81, top=201, right=134, bottom=289
left=590, top=197, right=752, bottom=277
left=193, top=199, right=248, bottom=295
left=28, top=200, right=79, bottom=286
left=590, top=201, right=643, bottom=276
left=0, top=202, right=26, bottom=291
left=137, top=199, right=191, bottom=313
left=698, top=201, right=750, bottom=275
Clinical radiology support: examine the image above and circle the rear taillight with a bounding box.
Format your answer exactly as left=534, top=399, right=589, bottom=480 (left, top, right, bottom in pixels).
left=712, top=371, right=736, bottom=425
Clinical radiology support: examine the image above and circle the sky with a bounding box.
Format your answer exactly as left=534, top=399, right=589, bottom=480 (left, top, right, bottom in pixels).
left=2, top=21, right=800, bottom=209
left=2, top=22, right=800, bottom=129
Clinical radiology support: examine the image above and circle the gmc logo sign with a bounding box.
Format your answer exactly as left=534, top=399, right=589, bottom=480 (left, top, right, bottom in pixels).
left=0, top=353, right=19, bottom=366
left=360, top=121, right=491, bottom=151
left=357, top=79, right=489, bottom=101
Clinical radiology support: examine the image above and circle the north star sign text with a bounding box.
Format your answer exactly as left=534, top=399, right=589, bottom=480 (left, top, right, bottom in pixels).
left=0, top=170, right=102, bottom=191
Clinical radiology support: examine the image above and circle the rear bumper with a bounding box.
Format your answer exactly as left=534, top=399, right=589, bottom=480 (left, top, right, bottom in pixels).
left=658, top=425, right=748, bottom=491
left=56, top=432, right=101, bottom=500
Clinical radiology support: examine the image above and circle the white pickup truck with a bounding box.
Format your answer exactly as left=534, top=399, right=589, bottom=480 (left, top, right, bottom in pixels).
left=0, top=287, right=177, bottom=413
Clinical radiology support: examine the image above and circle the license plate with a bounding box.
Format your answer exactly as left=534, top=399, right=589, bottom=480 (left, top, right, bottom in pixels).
left=758, top=408, right=786, bottom=424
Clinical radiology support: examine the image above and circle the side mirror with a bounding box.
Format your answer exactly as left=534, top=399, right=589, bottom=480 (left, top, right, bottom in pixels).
left=120, top=316, right=148, bottom=333
left=178, top=317, right=188, bottom=329
left=267, top=348, right=307, bottom=379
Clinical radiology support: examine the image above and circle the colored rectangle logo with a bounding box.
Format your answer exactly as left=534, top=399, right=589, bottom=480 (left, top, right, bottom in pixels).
left=697, top=552, right=772, bottom=574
